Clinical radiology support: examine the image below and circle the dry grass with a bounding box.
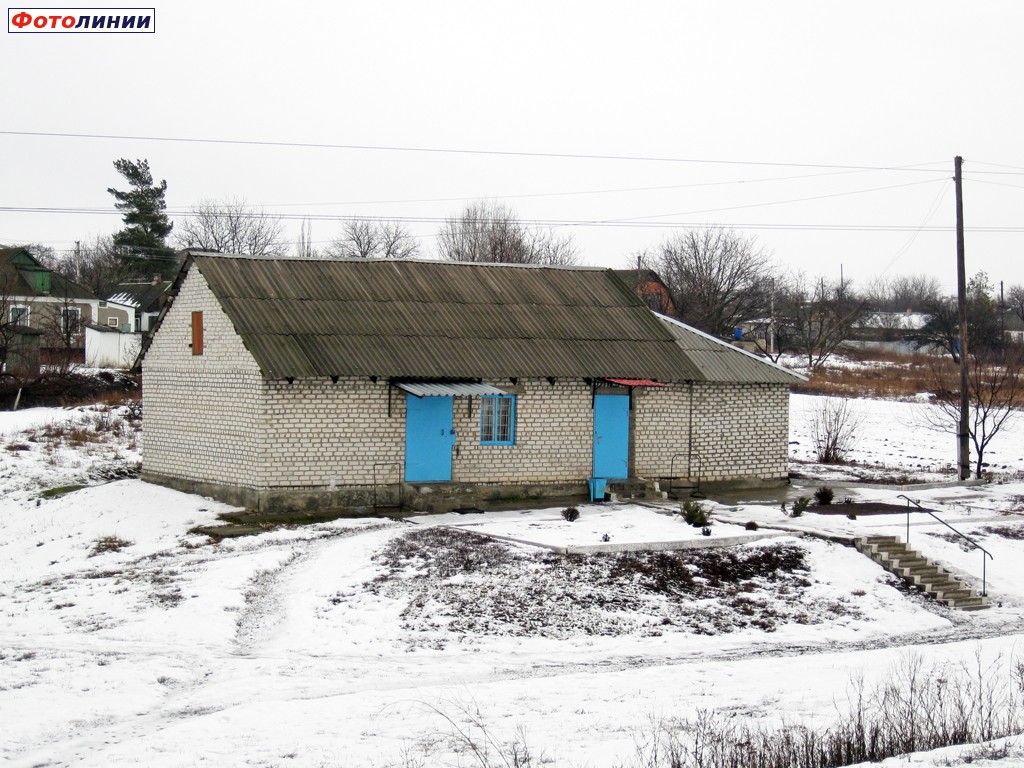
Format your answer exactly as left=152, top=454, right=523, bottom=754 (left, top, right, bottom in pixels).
left=793, top=351, right=939, bottom=399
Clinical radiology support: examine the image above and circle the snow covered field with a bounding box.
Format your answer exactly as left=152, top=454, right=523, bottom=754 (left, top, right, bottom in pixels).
left=4, top=395, right=1024, bottom=766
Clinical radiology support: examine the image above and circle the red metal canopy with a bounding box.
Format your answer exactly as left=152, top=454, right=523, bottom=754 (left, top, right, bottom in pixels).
left=604, top=378, right=668, bottom=387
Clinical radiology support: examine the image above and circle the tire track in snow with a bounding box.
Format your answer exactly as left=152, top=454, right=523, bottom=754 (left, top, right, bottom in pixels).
left=8, top=521, right=398, bottom=768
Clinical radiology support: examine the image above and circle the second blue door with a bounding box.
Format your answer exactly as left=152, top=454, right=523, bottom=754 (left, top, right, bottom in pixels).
left=593, top=394, right=629, bottom=478
left=405, top=395, right=455, bottom=482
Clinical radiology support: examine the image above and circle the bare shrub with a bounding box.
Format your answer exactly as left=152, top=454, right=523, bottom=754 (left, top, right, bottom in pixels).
left=811, top=397, right=862, bottom=464
left=90, top=535, right=133, bottom=556
left=814, top=486, right=835, bottom=506
left=626, top=651, right=1023, bottom=768
left=561, top=507, right=580, bottom=522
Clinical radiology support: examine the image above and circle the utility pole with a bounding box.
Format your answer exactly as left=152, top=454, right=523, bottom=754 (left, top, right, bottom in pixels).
left=955, top=156, right=970, bottom=480
left=1000, top=280, right=1005, bottom=341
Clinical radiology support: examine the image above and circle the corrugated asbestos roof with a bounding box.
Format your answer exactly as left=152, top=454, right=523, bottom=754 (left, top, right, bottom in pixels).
left=156, top=252, right=799, bottom=385
left=657, top=314, right=806, bottom=384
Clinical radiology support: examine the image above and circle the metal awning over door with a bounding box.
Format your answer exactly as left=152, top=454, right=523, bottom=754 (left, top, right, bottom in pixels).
left=395, top=381, right=510, bottom=398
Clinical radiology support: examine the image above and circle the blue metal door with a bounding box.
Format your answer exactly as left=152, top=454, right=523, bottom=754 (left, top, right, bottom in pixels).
left=593, top=394, right=629, bottom=478
left=405, top=395, right=455, bottom=482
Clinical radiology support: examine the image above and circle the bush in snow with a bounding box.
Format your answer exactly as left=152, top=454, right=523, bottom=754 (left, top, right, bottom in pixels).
left=814, top=486, right=835, bottom=506
left=790, top=497, right=810, bottom=517
left=681, top=500, right=711, bottom=527
left=561, top=507, right=580, bottom=522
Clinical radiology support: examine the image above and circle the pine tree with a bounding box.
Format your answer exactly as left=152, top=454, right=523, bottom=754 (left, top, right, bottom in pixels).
left=107, top=158, right=176, bottom=278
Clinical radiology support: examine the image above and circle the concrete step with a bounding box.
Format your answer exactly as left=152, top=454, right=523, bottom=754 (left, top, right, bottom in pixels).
left=892, top=561, right=933, bottom=573
left=867, top=535, right=900, bottom=545
left=933, top=593, right=970, bottom=606
left=856, top=535, right=990, bottom=612
left=953, top=599, right=991, bottom=611
left=606, top=478, right=668, bottom=502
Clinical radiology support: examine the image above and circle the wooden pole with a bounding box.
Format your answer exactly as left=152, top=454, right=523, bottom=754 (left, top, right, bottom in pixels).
left=955, top=156, right=970, bottom=480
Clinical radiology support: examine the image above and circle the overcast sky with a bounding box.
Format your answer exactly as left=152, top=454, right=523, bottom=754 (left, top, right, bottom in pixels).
left=3, top=1, right=1022, bottom=293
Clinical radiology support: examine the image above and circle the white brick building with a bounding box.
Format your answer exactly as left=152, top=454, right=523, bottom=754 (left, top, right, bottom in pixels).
left=141, top=253, right=802, bottom=514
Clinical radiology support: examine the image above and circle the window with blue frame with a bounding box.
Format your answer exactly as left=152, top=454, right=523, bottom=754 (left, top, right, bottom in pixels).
left=480, top=395, right=515, bottom=445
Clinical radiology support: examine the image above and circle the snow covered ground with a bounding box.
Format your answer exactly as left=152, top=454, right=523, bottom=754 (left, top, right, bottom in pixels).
left=3, top=395, right=1024, bottom=766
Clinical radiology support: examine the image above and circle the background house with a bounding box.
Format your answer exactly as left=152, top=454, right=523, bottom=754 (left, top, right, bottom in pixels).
left=141, top=253, right=802, bottom=514
left=612, top=268, right=677, bottom=316
left=103, top=276, right=173, bottom=333
left=0, top=247, right=99, bottom=368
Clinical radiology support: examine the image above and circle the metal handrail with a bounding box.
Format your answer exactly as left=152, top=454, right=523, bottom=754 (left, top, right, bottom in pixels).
left=372, top=461, right=404, bottom=514
left=668, top=451, right=705, bottom=499
left=898, top=494, right=993, bottom=596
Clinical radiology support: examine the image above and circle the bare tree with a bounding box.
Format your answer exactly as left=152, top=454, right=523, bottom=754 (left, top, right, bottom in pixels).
left=378, top=220, right=421, bottom=260
left=778, top=273, right=866, bottom=370
left=436, top=200, right=579, bottom=265
left=174, top=199, right=289, bottom=257
left=865, top=274, right=942, bottom=313
left=295, top=218, right=317, bottom=259
left=45, top=236, right=136, bottom=298
left=324, top=218, right=421, bottom=260
left=40, top=283, right=83, bottom=375
left=917, top=272, right=1002, bottom=362
left=653, top=229, right=774, bottom=337
left=917, top=350, right=1024, bottom=478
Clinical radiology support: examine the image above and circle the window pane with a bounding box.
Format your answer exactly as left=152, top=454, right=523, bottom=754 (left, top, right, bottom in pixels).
left=481, top=397, right=495, bottom=442
left=496, top=397, right=512, bottom=442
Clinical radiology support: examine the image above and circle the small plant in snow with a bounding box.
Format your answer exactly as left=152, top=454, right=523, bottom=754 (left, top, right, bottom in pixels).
left=790, top=497, right=810, bottom=517
left=814, top=486, right=835, bottom=505
left=745, top=520, right=759, bottom=531
left=681, top=500, right=711, bottom=528
left=561, top=507, right=580, bottom=522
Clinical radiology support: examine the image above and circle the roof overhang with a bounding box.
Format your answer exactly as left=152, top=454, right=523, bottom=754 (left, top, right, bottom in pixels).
left=395, top=381, right=510, bottom=398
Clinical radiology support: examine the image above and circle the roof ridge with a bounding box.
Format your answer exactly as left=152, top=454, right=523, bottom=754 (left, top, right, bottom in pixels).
left=188, top=251, right=608, bottom=272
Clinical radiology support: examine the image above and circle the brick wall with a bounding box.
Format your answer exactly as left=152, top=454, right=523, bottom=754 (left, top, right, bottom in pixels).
left=634, top=382, right=789, bottom=482
left=262, top=378, right=404, bottom=487
left=452, top=379, right=592, bottom=483
left=142, top=267, right=264, bottom=488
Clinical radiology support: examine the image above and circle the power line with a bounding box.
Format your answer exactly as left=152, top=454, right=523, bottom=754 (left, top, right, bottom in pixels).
left=0, top=179, right=955, bottom=223
left=585, top=179, right=947, bottom=225
left=968, top=178, right=1024, bottom=191
left=0, top=129, right=957, bottom=173
left=239, top=168, right=921, bottom=208
left=878, top=180, right=952, bottom=277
